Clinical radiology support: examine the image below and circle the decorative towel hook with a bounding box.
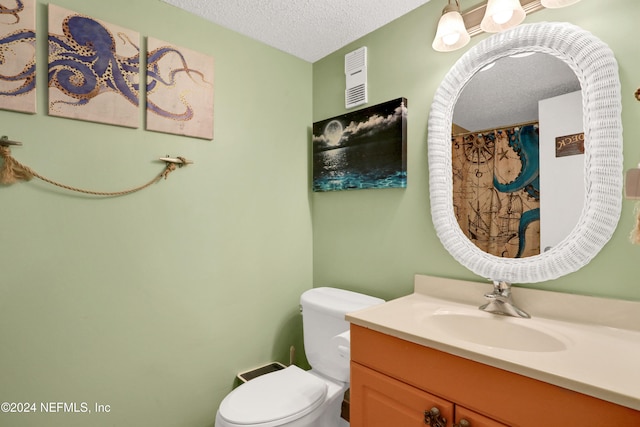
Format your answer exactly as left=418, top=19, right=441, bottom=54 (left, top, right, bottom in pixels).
left=0, top=135, right=22, bottom=146
left=158, top=156, right=194, bottom=180
left=159, top=156, right=194, bottom=166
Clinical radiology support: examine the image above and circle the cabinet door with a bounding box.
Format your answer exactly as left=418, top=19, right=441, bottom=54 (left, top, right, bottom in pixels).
left=351, top=362, right=454, bottom=427
left=455, top=405, right=508, bottom=427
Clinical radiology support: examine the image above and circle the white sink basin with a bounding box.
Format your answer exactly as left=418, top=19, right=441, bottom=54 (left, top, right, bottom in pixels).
left=427, top=310, right=570, bottom=352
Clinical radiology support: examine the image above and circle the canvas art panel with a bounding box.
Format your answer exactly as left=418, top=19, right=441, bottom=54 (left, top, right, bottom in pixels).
left=0, top=0, right=36, bottom=114
left=48, top=4, right=140, bottom=128
left=312, top=98, right=407, bottom=192
left=146, top=37, right=214, bottom=140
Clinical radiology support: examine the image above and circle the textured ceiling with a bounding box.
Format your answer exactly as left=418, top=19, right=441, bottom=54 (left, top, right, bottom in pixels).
left=160, top=0, right=432, bottom=62
left=159, top=1, right=579, bottom=128
left=454, top=53, right=581, bottom=132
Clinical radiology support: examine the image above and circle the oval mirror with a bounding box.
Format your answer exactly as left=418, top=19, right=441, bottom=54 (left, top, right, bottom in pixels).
left=452, top=52, right=581, bottom=258
left=428, top=22, right=622, bottom=283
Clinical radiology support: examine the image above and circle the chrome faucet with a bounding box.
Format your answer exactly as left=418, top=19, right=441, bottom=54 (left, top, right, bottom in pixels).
left=479, top=280, right=530, bottom=319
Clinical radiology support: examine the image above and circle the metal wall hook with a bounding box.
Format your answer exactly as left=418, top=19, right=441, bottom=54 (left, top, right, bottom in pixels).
left=0, top=136, right=22, bottom=147
left=159, top=156, right=194, bottom=167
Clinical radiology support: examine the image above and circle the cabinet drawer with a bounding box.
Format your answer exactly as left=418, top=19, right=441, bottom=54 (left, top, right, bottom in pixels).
left=351, top=361, right=454, bottom=427
left=351, top=325, right=640, bottom=426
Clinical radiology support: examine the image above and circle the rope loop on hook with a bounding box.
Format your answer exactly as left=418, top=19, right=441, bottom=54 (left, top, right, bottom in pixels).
left=0, top=145, right=33, bottom=184
left=0, top=140, right=191, bottom=197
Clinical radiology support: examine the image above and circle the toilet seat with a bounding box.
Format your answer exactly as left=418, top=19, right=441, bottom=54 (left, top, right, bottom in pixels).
left=218, top=365, right=328, bottom=427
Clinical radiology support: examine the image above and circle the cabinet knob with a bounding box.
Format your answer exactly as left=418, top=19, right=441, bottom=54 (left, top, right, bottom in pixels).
left=424, top=407, right=447, bottom=427
left=454, top=419, right=471, bottom=427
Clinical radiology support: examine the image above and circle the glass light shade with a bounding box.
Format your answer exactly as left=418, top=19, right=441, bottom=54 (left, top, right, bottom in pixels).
left=480, top=0, right=526, bottom=33
left=432, top=10, right=470, bottom=52
left=541, top=0, right=581, bottom=8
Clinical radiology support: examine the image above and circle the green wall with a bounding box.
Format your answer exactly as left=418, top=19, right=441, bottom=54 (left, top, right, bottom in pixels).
left=0, top=1, right=312, bottom=426
left=312, top=0, right=640, bottom=302
left=2, top=1, right=639, bottom=426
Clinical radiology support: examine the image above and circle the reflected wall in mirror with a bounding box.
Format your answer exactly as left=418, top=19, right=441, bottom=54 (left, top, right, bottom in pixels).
left=451, top=53, right=582, bottom=258
left=428, top=22, right=623, bottom=284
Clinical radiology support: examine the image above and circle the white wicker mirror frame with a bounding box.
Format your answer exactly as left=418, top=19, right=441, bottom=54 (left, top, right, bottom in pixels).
left=428, top=22, right=623, bottom=284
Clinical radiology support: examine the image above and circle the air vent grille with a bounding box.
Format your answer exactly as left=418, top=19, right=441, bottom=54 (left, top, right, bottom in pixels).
left=345, top=48, right=366, bottom=72
left=345, top=47, right=367, bottom=109
left=346, top=84, right=367, bottom=107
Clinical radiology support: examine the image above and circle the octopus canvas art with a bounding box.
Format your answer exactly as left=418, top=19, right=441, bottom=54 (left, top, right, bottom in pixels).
left=146, top=37, right=214, bottom=140
left=0, top=0, right=36, bottom=114
left=48, top=4, right=140, bottom=128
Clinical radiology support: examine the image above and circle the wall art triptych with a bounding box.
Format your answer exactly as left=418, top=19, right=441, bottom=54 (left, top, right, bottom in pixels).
left=1, top=1, right=214, bottom=140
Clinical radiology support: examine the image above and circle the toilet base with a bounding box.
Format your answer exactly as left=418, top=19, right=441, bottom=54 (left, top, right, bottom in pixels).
left=215, top=369, right=349, bottom=427
left=306, top=370, right=349, bottom=427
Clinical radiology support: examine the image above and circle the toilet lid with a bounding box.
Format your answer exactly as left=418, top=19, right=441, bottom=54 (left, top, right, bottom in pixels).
left=218, top=365, right=328, bottom=426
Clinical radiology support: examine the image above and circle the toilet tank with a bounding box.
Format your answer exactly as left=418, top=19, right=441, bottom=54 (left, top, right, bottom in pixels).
left=300, top=287, right=384, bottom=382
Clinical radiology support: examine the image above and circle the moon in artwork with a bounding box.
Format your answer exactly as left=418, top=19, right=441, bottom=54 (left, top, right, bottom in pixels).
left=324, top=120, right=343, bottom=147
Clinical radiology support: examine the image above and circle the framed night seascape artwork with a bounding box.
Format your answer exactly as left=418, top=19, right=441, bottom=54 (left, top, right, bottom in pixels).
left=312, top=97, right=407, bottom=192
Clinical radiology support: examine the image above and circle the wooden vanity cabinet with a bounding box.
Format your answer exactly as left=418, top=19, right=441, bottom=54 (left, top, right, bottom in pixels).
left=352, top=362, right=506, bottom=427
left=350, top=325, right=640, bottom=427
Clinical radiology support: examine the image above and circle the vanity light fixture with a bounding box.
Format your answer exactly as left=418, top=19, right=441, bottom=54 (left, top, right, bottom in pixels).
left=432, top=0, right=471, bottom=52
left=540, top=0, right=581, bottom=8
left=433, top=0, right=582, bottom=52
left=480, top=0, right=526, bottom=33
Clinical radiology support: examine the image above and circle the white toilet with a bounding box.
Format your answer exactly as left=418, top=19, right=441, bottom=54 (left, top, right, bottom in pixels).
left=215, top=287, right=384, bottom=427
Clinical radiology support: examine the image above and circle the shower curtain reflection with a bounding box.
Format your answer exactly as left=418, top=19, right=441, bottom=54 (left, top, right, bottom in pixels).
left=451, top=123, right=540, bottom=258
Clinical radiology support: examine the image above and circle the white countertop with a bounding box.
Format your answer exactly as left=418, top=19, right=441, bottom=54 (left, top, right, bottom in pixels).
left=346, top=275, right=640, bottom=411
